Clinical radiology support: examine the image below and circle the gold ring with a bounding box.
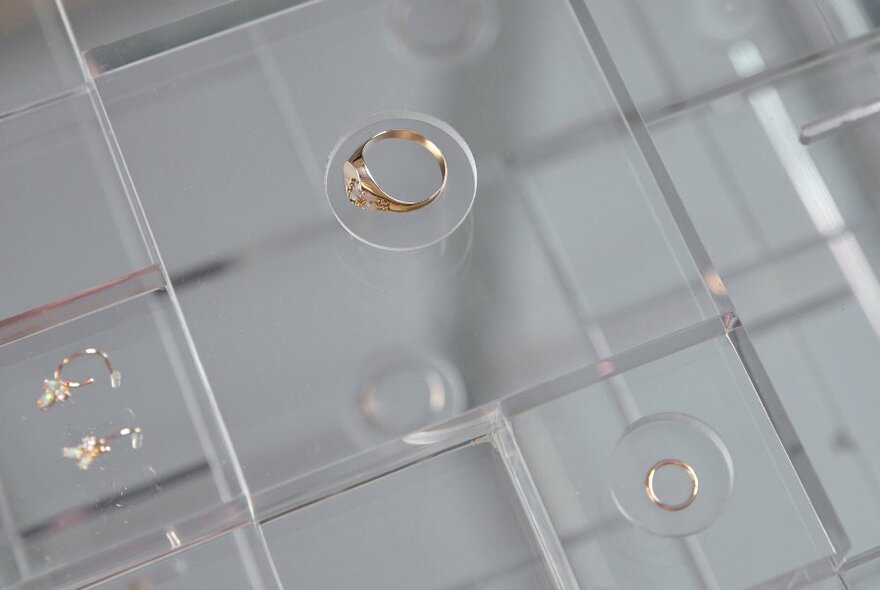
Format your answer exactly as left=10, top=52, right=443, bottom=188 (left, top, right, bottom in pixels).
left=344, top=129, right=447, bottom=212
left=38, top=348, right=121, bottom=411
left=63, top=426, right=143, bottom=470
left=645, top=459, right=699, bottom=511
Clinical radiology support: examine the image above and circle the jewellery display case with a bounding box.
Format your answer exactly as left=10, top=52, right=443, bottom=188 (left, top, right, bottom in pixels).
left=3, top=0, right=880, bottom=588
left=0, top=90, right=152, bottom=323
left=89, top=0, right=728, bottom=503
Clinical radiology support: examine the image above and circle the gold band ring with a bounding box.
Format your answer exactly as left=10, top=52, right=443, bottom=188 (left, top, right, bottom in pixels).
left=38, top=348, right=121, bottom=410
left=344, top=129, right=447, bottom=212
left=645, top=459, right=699, bottom=511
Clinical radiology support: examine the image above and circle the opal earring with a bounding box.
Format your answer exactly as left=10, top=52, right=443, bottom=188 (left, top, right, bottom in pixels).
left=38, top=348, right=121, bottom=410
left=63, top=426, right=143, bottom=470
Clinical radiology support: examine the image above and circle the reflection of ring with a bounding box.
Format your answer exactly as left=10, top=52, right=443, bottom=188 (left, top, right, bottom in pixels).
left=359, top=368, right=447, bottom=435
left=344, top=129, right=447, bottom=212
left=645, top=459, right=699, bottom=511
left=390, top=0, right=486, bottom=59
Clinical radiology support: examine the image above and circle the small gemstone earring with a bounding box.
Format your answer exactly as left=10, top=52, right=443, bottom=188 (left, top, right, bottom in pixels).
left=63, top=426, right=143, bottom=470
left=38, top=348, right=121, bottom=411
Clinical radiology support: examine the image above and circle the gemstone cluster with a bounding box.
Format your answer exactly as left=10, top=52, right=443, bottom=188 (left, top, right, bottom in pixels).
left=62, top=435, right=109, bottom=470
left=37, top=378, right=71, bottom=411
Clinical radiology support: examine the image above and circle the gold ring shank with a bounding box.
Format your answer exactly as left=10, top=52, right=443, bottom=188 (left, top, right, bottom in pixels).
left=345, top=129, right=447, bottom=212
left=55, top=347, right=115, bottom=389
left=645, top=459, right=699, bottom=512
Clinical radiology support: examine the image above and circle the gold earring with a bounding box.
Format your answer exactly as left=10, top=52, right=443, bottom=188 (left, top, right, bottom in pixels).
left=63, top=427, right=143, bottom=470
left=38, top=348, right=120, bottom=410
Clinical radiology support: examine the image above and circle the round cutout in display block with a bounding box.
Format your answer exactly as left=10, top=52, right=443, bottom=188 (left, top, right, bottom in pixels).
left=345, top=353, right=467, bottom=447
left=326, top=112, right=477, bottom=251
left=609, top=413, right=734, bottom=537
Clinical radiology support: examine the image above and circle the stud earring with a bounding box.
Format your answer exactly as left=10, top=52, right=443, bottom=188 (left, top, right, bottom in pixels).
left=62, top=426, right=143, bottom=470
left=38, top=348, right=120, bottom=411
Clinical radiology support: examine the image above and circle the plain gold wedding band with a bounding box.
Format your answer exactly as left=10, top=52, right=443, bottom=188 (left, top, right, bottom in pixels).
left=645, top=458, right=699, bottom=512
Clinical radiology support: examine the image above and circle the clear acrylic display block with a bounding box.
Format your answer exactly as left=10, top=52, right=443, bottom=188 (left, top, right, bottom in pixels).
left=262, top=441, right=552, bottom=589
left=89, top=0, right=721, bottom=501
left=0, top=0, right=81, bottom=117
left=842, top=550, right=880, bottom=590
left=815, top=1, right=880, bottom=43
left=61, top=0, right=230, bottom=56
left=802, top=576, right=847, bottom=590
left=649, top=39, right=880, bottom=558
left=509, top=330, right=843, bottom=589
left=584, top=0, right=873, bottom=114
left=88, top=525, right=278, bottom=590
left=0, top=90, right=152, bottom=323
left=0, top=293, right=248, bottom=589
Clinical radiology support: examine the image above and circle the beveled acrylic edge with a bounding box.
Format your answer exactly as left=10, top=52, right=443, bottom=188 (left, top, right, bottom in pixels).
left=727, top=325, right=851, bottom=568
left=0, top=264, right=164, bottom=349
left=81, top=0, right=321, bottom=76
left=74, top=524, right=280, bottom=590
left=491, top=416, right=580, bottom=589
left=253, top=314, right=732, bottom=522
left=645, top=28, right=880, bottom=127
left=78, top=0, right=880, bottom=133
left=7, top=498, right=253, bottom=590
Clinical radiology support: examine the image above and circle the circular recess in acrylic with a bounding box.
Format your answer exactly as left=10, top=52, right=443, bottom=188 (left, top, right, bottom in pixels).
left=326, top=111, right=477, bottom=251
left=346, top=354, right=467, bottom=446
left=691, top=0, right=757, bottom=43
left=386, top=0, right=500, bottom=62
left=608, top=413, right=734, bottom=537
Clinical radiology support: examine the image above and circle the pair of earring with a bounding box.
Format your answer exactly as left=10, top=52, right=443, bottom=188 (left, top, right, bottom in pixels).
left=39, top=348, right=143, bottom=470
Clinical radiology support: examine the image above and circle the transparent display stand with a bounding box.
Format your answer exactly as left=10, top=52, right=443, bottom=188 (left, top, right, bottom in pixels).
left=1, top=0, right=880, bottom=588
left=326, top=111, right=477, bottom=251
left=650, top=36, right=880, bottom=561
left=510, top=332, right=841, bottom=589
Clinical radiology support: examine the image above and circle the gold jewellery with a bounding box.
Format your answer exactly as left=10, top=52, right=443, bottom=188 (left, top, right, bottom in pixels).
left=38, top=348, right=120, bottom=410
left=344, top=129, right=447, bottom=212
left=645, top=459, right=699, bottom=511
left=63, top=427, right=143, bottom=470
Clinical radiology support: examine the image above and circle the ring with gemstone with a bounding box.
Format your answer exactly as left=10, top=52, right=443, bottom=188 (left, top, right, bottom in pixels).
left=645, top=458, right=699, bottom=511
left=344, top=129, right=447, bottom=212
left=38, top=348, right=121, bottom=411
